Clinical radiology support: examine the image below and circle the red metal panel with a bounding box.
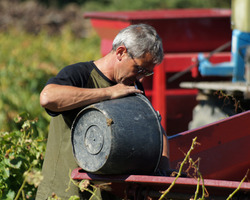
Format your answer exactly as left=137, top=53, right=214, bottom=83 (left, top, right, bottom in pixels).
left=85, top=9, right=232, bottom=53
left=71, top=168, right=250, bottom=198
left=90, top=19, right=130, bottom=39
left=148, top=18, right=231, bottom=53
left=84, top=9, right=231, bottom=20
left=90, top=19, right=131, bottom=56
left=72, top=167, right=250, bottom=191
left=100, top=39, right=113, bottom=56
left=169, top=110, right=250, bottom=181
left=166, top=93, right=197, bottom=135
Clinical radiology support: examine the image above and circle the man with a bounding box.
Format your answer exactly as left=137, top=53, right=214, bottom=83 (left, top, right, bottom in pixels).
left=36, top=24, right=169, bottom=199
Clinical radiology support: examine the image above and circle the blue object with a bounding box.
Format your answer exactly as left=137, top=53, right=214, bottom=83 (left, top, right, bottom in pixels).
left=198, top=29, right=250, bottom=82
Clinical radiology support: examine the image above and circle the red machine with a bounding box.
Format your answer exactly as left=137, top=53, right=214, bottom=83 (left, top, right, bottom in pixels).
left=84, top=9, right=232, bottom=135
left=71, top=9, right=250, bottom=199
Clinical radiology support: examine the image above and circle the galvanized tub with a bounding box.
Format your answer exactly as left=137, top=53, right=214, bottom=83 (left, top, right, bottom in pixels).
left=71, top=94, right=163, bottom=174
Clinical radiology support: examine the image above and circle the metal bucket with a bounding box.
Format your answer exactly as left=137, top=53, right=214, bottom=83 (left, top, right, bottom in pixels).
left=71, top=94, right=163, bottom=174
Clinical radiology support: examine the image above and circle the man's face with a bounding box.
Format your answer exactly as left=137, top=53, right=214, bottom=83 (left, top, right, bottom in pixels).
left=117, top=52, right=155, bottom=86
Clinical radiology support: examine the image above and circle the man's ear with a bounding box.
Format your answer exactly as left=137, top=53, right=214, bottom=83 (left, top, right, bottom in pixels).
left=116, top=46, right=127, bottom=61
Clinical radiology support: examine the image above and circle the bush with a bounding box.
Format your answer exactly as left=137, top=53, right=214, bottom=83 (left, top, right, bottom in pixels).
left=0, top=113, right=46, bottom=199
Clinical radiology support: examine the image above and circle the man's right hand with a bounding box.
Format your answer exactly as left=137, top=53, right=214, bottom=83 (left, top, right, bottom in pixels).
left=107, top=83, right=143, bottom=100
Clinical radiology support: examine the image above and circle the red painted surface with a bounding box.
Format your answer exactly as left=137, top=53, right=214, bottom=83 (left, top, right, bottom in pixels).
left=152, top=62, right=167, bottom=128
left=84, top=9, right=232, bottom=54
left=84, top=9, right=231, bottom=20
left=84, top=9, right=232, bottom=134
left=72, top=167, right=250, bottom=191
left=169, top=110, right=250, bottom=181
left=71, top=167, right=250, bottom=198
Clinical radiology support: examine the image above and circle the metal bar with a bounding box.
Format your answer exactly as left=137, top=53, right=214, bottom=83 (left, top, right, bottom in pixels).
left=71, top=168, right=250, bottom=192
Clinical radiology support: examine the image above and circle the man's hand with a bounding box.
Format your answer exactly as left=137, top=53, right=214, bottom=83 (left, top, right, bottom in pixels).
left=107, top=83, right=143, bottom=99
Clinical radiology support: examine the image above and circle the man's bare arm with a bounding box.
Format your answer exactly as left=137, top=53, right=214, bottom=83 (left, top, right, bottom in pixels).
left=40, top=83, right=143, bottom=112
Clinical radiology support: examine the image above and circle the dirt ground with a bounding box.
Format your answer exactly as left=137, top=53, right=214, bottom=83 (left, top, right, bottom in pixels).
left=0, top=0, right=90, bottom=38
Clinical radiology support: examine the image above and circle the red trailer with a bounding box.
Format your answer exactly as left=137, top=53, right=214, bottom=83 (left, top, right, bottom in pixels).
left=71, top=9, right=250, bottom=199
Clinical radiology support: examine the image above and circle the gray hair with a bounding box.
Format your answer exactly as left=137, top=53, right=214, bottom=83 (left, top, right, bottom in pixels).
left=112, top=24, right=164, bottom=65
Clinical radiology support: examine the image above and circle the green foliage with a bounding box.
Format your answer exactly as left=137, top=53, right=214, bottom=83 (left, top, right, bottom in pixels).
left=0, top=27, right=101, bottom=133
left=0, top=113, right=46, bottom=199
left=82, top=0, right=231, bottom=11
left=32, top=0, right=231, bottom=10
